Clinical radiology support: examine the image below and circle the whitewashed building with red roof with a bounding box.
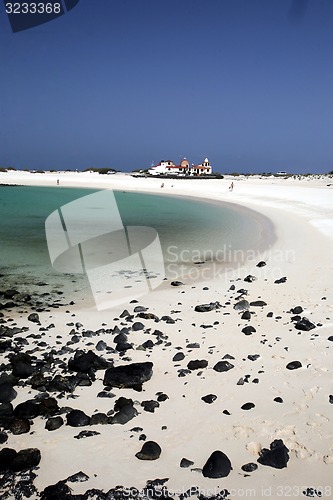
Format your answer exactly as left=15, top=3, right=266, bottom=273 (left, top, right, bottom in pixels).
left=148, top=157, right=212, bottom=176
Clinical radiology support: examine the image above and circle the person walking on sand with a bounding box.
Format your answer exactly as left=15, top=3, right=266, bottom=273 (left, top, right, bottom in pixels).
left=57, top=179, right=59, bottom=186
left=229, top=182, right=234, bottom=191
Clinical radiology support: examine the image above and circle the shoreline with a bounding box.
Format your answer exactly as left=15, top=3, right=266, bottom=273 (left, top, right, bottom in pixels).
left=0, top=171, right=333, bottom=498
left=0, top=179, right=277, bottom=304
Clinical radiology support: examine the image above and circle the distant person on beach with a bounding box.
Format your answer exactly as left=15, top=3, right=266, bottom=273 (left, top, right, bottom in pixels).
left=57, top=179, right=59, bottom=186
left=161, top=183, right=164, bottom=188
left=229, top=182, right=234, bottom=191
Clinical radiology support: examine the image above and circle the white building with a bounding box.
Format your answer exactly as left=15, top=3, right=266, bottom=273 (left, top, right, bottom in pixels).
left=190, top=158, right=212, bottom=176
left=149, top=157, right=212, bottom=176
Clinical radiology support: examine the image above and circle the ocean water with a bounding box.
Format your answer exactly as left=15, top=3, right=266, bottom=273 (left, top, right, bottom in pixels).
left=0, top=185, right=273, bottom=301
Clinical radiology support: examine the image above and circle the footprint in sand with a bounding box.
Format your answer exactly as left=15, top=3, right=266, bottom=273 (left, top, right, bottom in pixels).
left=233, top=426, right=254, bottom=439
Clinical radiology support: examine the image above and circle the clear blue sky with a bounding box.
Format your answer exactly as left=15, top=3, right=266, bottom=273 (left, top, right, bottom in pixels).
left=0, top=0, right=332, bottom=173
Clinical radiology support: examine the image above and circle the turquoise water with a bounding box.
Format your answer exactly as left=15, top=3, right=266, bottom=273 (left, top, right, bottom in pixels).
left=0, top=185, right=271, bottom=298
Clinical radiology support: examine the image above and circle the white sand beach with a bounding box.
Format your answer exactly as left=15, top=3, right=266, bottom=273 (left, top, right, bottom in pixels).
left=0, top=170, right=332, bottom=499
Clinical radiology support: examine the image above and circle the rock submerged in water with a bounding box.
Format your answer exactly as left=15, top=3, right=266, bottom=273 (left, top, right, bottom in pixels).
left=103, top=362, right=153, bottom=389
left=202, top=450, right=232, bottom=478
left=257, top=439, right=289, bottom=469
left=135, top=441, right=161, bottom=460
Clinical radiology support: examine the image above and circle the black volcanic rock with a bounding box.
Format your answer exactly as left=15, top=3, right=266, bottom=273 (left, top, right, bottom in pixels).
left=0, top=448, right=17, bottom=472
left=0, top=402, right=14, bottom=428
left=12, top=448, right=41, bottom=472
left=115, top=342, right=133, bottom=352
left=13, top=400, right=41, bottom=419
left=257, top=439, right=289, bottom=469
left=66, top=471, right=89, bottom=483
left=103, top=362, right=153, bottom=389
left=213, top=361, right=234, bottom=372
left=0, top=448, right=41, bottom=472
left=295, top=317, right=316, bottom=331
left=9, top=417, right=30, bottom=435
left=110, top=397, right=137, bottom=424
left=286, top=361, right=302, bottom=370
left=249, top=300, right=267, bottom=307
left=40, top=481, right=72, bottom=499
left=28, top=313, right=40, bottom=323
left=242, top=325, right=256, bottom=336
left=244, top=275, right=256, bottom=283
left=68, top=350, right=111, bottom=373
left=136, top=441, right=161, bottom=460
left=4, top=289, right=19, bottom=299
left=173, top=352, right=185, bottom=362
left=241, top=402, right=255, bottom=410
left=90, top=413, right=109, bottom=425
left=241, top=462, right=258, bottom=472
left=180, top=457, right=194, bottom=468
left=10, top=353, right=34, bottom=379
left=141, top=400, right=160, bottom=413
left=46, top=374, right=80, bottom=393
left=171, top=281, right=184, bottom=286
left=241, top=311, right=251, bottom=320
left=202, top=450, right=232, bottom=478
left=45, top=416, right=64, bottom=431
left=187, top=359, right=208, bottom=370
left=132, top=322, right=145, bottom=331
left=195, top=302, right=221, bottom=312
left=0, top=381, right=17, bottom=403
left=74, top=430, right=100, bottom=439
left=274, top=277, right=287, bottom=284
left=291, top=306, right=303, bottom=314
left=0, top=340, right=12, bottom=353
left=201, top=394, right=217, bottom=404
left=66, top=409, right=90, bottom=427
left=256, top=261, right=266, bottom=268
left=233, top=300, right=250, bottom=311
left=0, top=431, right=7, bottom=444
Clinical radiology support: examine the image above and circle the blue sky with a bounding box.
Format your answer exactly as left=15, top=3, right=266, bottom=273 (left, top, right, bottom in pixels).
left=0, top=0, right=332, bottom=173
